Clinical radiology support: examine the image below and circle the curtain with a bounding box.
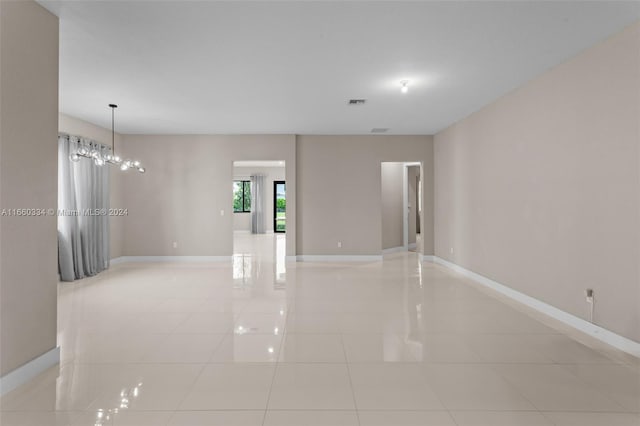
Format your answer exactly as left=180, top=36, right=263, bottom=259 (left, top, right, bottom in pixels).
left=58, top=135, right=110, bottom=281
left=250, top=174, right=266, bottom=234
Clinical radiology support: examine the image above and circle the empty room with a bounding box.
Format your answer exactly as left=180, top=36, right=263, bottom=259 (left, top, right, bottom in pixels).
left=0, top=1, right=639, bottom=425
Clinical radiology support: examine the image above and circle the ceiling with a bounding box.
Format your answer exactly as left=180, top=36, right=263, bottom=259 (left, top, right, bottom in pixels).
left=40, top=1, right=640, bottom=135
left=234, top=160, right=285, bottom=168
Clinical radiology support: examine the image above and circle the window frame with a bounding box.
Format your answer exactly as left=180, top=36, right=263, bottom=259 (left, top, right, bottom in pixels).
left=273, top=180, right=286, bottom=233
left=233, top=180, right=251, bottom=213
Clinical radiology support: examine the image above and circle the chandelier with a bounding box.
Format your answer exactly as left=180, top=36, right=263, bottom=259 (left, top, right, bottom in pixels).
left=70, top=104, right=145, bottom=173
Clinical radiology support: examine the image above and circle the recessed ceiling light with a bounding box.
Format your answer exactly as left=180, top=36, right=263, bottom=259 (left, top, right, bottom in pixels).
left=400, top=80, right=409, bottom=93
left=348, top=99, right=366, bottom=105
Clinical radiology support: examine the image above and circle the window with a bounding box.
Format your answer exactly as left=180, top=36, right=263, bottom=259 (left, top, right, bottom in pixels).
left=233, top=180, right=251, bottom=213
left=273, top=180, right=286, bottom=233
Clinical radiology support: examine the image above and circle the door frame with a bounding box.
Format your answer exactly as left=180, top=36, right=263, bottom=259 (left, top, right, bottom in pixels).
left=403, top=162, right=421, bottom=250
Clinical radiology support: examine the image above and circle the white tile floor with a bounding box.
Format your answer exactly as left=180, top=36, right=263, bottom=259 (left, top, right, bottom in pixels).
left=1, top=233, right=639, bottom=425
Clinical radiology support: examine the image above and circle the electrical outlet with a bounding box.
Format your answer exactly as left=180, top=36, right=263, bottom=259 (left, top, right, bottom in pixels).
left=585, top=288, right=595, bottom=323
left=220, top=209, right=225, bottom=216
left=585, top=288, right=594, bottom=303
left=172, top=241, right=178, bottom=249
left=337, top=241, right=342, bottom=248
left=450, top=247, right=454, bottom=254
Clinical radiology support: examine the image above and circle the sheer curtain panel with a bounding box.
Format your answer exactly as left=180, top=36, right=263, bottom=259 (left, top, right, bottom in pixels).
left=250, top=174, right=266, bottom=234
left=58, top=135, right=110, bottom=281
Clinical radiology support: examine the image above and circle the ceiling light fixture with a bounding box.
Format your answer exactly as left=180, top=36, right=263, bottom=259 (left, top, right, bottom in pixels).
left=70, top=104, right=146, bottom=173
left=400, top=80, right=409, bottom=93
left=108, top=104, right=145, bottom=173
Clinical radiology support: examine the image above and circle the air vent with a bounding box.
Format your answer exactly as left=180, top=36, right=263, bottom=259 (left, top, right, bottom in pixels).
left=371, top=128, right=388, bottom=133
left=348, top=99, right=366, bottom=105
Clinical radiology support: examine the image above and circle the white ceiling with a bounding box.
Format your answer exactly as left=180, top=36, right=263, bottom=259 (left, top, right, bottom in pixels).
left=40, top=1, right=640, bottom=135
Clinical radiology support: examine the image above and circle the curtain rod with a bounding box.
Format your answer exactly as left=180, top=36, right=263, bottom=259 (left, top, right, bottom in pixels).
left=58, top=132, right=111, bottom=150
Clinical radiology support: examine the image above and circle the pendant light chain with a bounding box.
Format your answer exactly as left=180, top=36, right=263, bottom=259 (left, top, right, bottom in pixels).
left=112, top=104, right=115, bottom=155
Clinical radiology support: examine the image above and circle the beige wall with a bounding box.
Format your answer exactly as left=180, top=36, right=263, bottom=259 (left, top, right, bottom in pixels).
left=381, top=163, right=404, bottom=250
left=116, top=134, right=433, bottom=258
left=233, top=166, right=285, bottom=233
left=0, top=0, right=59, bottom=375
left=297, top=135, right=434, bottom=256
left=59, top=113, right=120, bottom=149
left=434, top=23, right=640, bottom=342
left=58, top=114, right=125, bottom=259
left=119, top=135, right=297, bottom=257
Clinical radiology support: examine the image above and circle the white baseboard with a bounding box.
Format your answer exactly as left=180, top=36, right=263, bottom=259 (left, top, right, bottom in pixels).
left=294, top=255, right=383, bottom=262
left=420, top=254, right=435, bottom=262
left=382, top=246, right=406, bottom=254
left=285, top=255, right=298, bottom=262
left=233, top=230, right=277, bottom=235
left=428, top=256, right=640, bottom=358
left=111, top=256, right=232, bottom=264
left=0, top=346, right=60, bottom=395
left=408, top=243, right=417, bottom=250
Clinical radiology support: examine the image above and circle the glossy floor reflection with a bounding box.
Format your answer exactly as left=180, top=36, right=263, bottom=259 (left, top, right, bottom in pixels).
left=1, top=233, right=639, bottom=425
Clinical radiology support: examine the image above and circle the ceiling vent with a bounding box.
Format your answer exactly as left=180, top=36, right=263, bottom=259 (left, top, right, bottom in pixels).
left=348, top=99, right=366, bottom=105
left=371, top=128, right=389, bottom=133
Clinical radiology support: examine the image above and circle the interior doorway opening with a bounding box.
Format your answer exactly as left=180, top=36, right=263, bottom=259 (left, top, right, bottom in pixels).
left=380, top=161, right=422, bottom=254
left=232, top=160, right=286, bottom=265
left=406, top=164, right=421, bottom=252
left=231, top=160, right=287, bottom=309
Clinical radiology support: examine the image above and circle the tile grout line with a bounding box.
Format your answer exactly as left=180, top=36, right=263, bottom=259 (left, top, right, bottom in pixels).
left=482, top=362, right=574, bottom=422
left=167, top=321, right=235, bottom=424
left=551, top=361, right=632, bottom=412
left=538, top=410, right=560, bottom=426
left=260, top=310, right=289, bottom=426
left=340, top=333, right=362, bottom=426
left=417, top=363, right=458, bottom=426
left=447, top=409, right=462, bottom=426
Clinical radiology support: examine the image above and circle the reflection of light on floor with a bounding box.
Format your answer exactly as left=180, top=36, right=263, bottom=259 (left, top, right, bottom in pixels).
left=93, top=382, right=143, bottom=425
left=275, top=234, right=286, bottom=284
left=233, top=254, right=252, bottom=287
left=381, top=334, right=423, bottom=362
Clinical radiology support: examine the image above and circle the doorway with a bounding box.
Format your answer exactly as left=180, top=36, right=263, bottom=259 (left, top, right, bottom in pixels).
left=406, top=164, right=421, bottom=252
left=273, top=180, right=286, bottom=233
left=230, top=161, right=287, bottom=325
left=232, top=161, right=286, bottom=261
left=381, top=162, right=422, bottom=253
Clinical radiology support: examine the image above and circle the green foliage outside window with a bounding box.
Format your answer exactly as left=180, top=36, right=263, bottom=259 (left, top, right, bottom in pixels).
left=233, top=181, right=251, bottom=212
left=275, top=192, right=285, bottom=232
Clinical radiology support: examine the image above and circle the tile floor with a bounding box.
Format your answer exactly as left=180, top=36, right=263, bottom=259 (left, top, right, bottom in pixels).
left=1, top=233, right=639, bottom=425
